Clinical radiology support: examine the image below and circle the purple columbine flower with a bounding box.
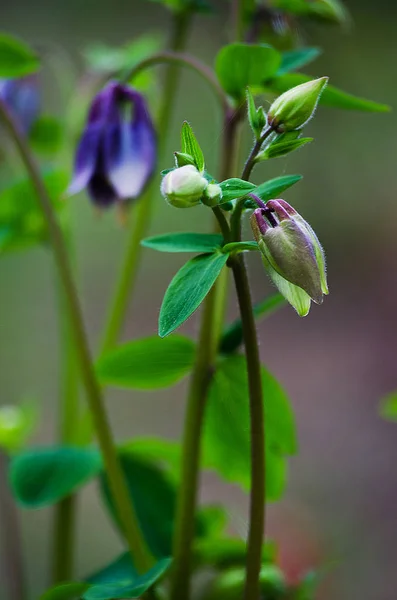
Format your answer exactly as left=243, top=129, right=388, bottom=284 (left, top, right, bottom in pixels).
left=0, top=76, right=40, bottom=133
left=67, top=81, right=156, bottom=208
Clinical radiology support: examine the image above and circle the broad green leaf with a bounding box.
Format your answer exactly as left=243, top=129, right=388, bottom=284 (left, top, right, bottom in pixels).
left=219, top=293, right=285, bottom=354
left=84, top=35, right=161, bottom=75
left=142, top=232, right=223, bottom=253
left=265, top=73, right=390, bottom=112
left=159, top=252, right=228, bottom=337
left=203, top=355, right=297, bottom=499
left=0, top=170, right=67, bottom=254
left=119, top=437, right=181, bottom=478
left=380, top=391, right=397, bottom=423
left=253, top=174, right=302, bottom=202
left=222, top=241, right=258, bottom=254
left=10, top=447, right=101, bottom=508
left=181, top=121, right=205, bottom=171
left=0, top=401, right=37, bottom=453
left=257, top=137, right=313, bottom=160
left=219, top=178, right=255, bottom=202
left=277, top=48, right=321, bottom=75
left=84, top=558, right=172, bottom=600
left=29, top=115, right=64, bottom=155
left=215, top=43, right=281, bottom=99
left=96, top=335, right=195, bottom=390
left=0, top=33, right=39, bottom=77
left=40, top=583, right=90, bottom=600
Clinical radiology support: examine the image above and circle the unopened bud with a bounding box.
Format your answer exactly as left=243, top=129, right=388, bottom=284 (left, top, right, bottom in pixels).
left=202, top=182, right=222, bottom=207
left=251, top=199, right=328, bottom=315
left=268, top=77, right=328, bottom=132
left=161, top=165, right=208, bottom=208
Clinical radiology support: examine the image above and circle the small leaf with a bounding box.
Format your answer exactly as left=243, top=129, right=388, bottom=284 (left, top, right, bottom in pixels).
left=219, top=293, right=285, bottom=354
left=222, top=241, right=258, bottom=254
left=142, top=232, right=223, bottom=253
left=10, top=447, right=101, bottom=508
left=40, top=583, right=90, bottom=600
left=194, top=538, right=276, bottom=570
left=159, top=252, right=228, bottom=337
left=96, top=335, right=195, bottom=390
left=174, top=151, right=196, bottom=167
left=265, top=73, right=390, bottom=113
left=257, top=137, right=313, bottom=161
left=0, top=33, right=39, bottom=77
left=253, top=174, right=302, bottom=202
left=215, top=43, right=281, bottom=99
left=29, top=116, right=64, bottom=155
left=277, top=47, right=321, bottom=76
left=219, top=178, right=256, bottom=202
left=380, top=391, right=397, bottom=423
left=181, top=122, right=205, bottom=171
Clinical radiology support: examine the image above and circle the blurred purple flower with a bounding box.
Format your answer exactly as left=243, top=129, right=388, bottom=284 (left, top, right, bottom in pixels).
left=68, top=81, right=156, bottom=208
left=0, top=76, right=40, bottom=134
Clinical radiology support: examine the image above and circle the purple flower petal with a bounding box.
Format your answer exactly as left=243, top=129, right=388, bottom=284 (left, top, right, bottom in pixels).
left=0, top=76, right=39, bottom=133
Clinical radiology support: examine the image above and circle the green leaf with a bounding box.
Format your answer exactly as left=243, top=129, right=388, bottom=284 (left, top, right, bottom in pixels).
left=40, top=583, right=91, bottom=600
left=174, top=151, right=196, bottom=167
left=10, top=447, right=101, bottom=508
left=84, top=35, right=162, bottom=75
left=142, top=232, right=223, bottom=253
left=218, top=178, right=256, bottom=202
left=277, top=48, right=321, bottom=76
left=380, top=391, right=397, bottom=423
left=257, top=137, right=313, bottom=161
left=219, top=293, right=285, bottom=354
left=215, top=43, right=281, bottom=99
left=29, top=116, right=64, bottom=155
left=253, top=174, right=302, bottom=202
left=0, top=33, right=39, bottom=78
left=119, top=437, right=181, bottom=478
left=0, top=401, right=37, bottom=454
left=181, top=121, right=205, bottom=171
left=222, top=241, right=258, bottom=254
left=203, top=355, right=297, bottom=499
left=159, top=252, right=228, bottom=337
left=194, top=537, right=276, bottom=570
left=96, top=335, right=195, bottom=390
left=265, top=73, right=390, bottom=113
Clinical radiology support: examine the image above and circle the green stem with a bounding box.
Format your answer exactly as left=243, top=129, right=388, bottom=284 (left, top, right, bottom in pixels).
left=0, top=99, right=152, bottom=575
left=100, top=11, right=193, bottom=354
left=0, top=451, right=25, bottom=600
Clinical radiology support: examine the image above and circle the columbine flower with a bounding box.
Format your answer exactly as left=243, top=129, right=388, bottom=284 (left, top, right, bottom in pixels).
left=161, top=165, right=208, bottom=208
left=0, top=76, right=39, bottom=133
left=68, top=81, right=156, bottom=208
left=268, top=77, right=328, bottom=132
left=251, top=199, right=328, bottom=316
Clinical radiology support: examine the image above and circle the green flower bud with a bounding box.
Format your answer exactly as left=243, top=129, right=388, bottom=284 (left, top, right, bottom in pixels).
left=202, top=182, right=223, bottom=207
left=251, top=199, right=328, bottom=316
left=161, top=165, right=208, bottom=208
left=268, top=77, right=328, bottom=132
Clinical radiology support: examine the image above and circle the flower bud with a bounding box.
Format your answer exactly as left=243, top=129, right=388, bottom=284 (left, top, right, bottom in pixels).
left=161, top=165, right=208, bottom=208
left=202, top=182, right=222, bottom=207
left=251, top=199, right=328, bottom=315
left=268, top=77, right=328, bottom=132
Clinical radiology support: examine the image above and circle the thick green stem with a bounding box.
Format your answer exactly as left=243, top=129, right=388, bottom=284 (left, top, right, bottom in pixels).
left=230, top=255, right=265, bottom=600
left=0, top=451, right=25, bottom=600
left=0, top=99, right=152, bottom=575
left=100, top=11, right=193, bottom=353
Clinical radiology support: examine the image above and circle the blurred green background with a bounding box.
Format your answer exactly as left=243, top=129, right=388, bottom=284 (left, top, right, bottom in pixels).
left=0, top=0, right=396, bottom=598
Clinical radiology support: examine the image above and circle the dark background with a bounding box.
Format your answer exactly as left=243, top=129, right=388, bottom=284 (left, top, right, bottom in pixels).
left=0, top=0, right=396, bottom=598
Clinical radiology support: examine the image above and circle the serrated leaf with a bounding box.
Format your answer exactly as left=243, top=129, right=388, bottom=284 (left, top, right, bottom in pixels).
left=277, top=47, right=321, bottom=76
left=142, top=232, right=223, bottom=253
left=380, top=391, right=397, bottom=423
left=257, top=137, right=313, bottom=161
left=265, top=73, right=390, bottom=112
left=29, top=115, right=64, bottom=155
left=219, top=178, right=256, bottom=202
left=253, top=174, right=302, bottom=202
left=215, top=43, right=281, bottom=99
left=219, top=293, right=285, bottom=354
left=40, top=583, right=90, bottom=600
left=181, top=122, right=205, bottom=171
left=159, top=252, right=228, bottom=337
left=203, top=355, right=297, bottom=500
left=0, top=33, right=39, bottom=77
left=10, top=447, right=101, bottom=508
left=96, top=335, right=195, bottom=390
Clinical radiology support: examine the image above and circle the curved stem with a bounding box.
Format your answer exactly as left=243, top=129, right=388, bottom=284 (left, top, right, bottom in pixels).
left=0, top=99, right=153, bottom=575
left=100, top=12, right=193, bottom=353
left=241, top=126, right=274, bottom=181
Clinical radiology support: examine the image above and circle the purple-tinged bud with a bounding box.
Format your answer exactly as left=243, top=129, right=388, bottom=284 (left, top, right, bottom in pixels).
left=251, top=199, right=328, bottom=315
left=67, top=81, right=156, bottom=208
left=161, top=165, right=208, bottom=208
left=0, top=76, right=39, bottom=134
left=268, top=77, right=328, bottom=133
